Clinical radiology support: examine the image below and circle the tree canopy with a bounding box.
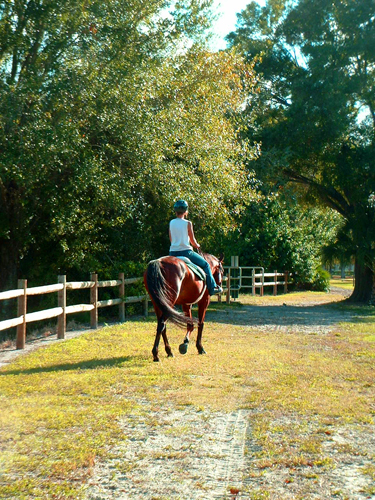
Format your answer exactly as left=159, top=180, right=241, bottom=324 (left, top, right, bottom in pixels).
left=0, top=0, right=256, bottom=296
left=227, top=0, right=375, bottom=301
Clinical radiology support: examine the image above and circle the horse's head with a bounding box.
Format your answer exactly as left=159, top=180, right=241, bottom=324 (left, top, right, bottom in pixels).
left=206, top=253, right=224, bottom=288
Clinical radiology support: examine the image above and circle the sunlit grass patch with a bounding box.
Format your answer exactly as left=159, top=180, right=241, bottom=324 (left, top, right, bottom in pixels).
left=237, top=290, right=337, bottom=305
left=0, top=323, right=158, bottom=498
left=330, top=278, right=354, bottom=290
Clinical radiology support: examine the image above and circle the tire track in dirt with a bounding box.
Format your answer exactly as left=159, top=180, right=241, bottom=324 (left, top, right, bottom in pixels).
left=87, top=405, right=251, bottom=499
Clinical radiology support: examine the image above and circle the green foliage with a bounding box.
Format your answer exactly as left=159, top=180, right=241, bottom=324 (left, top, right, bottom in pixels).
left=310, top=266, right=331, bottom=292
left=222, top=190, right=340, bottom=289
left=228, top=0, right=375, bottom=301
left=0, top=0, right=257, bottom=294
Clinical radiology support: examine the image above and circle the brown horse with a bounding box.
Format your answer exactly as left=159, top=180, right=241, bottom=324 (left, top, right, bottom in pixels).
left=144, top=253, right=224, bottom=362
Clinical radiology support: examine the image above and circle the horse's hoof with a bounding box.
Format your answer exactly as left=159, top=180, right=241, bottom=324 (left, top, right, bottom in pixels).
left=153, top=358, right=160, bottom=362
left=167, top=353, right=174, bottom=358
left=179, top=343, right=189, bottom=355
left=198, top=348, right=207, bottom=355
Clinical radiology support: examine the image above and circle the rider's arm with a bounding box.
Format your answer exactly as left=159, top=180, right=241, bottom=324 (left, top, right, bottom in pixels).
left=187, top=221, right=200, bottom=249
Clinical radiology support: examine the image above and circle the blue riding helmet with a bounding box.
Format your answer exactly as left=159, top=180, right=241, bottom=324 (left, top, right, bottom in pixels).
left=173, top=199, right=188, bottom=212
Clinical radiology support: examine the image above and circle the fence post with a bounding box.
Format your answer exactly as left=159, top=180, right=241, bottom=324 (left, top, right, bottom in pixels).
left=226, top=270, right=231, bottom=304
left=261, top=269, right=264, bottom=296
left=273, top=270, right=277, bottom=296
left=119, top=272, right=125, bottom=322
left=16, top=279, right=27, bottom=350
left=284, top=271, right=289, bottom=293
left=252, top=269, right=255, bottom=296
left=57, top=275, right=66, bottom=339
left=144, top=296, right=148, bottom=317
left=90, top=272, right=98, bottom=329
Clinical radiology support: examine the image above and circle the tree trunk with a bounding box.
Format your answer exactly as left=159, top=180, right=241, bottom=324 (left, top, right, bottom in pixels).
left=0, top=241, right=19, bottom=327
left=348, top=260, right=374, bottom=303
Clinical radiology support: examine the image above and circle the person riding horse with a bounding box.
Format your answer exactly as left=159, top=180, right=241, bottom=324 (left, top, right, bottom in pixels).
left=144, top=200, right=224, bottom=361
left=169, top=199, right=222, bottom=296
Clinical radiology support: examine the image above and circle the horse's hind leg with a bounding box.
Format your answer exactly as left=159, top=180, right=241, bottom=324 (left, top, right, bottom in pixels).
left=161, top=328, right=173, bottom=358
left=196, top=321, right=206, bottom=355
left=152, top=315, right=166, bottom=362
left=179, top=304, right=194, bottom=355
left=152, top=315, right=173, bottom=361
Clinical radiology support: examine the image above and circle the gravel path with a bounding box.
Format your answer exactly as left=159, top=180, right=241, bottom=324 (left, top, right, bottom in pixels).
left=86, top=406, right=375, bottom=500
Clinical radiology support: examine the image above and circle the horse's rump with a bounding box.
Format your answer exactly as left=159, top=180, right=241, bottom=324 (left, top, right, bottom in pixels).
left=144, top=257, right=200, bottom=327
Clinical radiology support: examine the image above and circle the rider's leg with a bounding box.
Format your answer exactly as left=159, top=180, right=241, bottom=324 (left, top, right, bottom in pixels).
left=169, top=249, right=220, bottom=295
left=185, top=251, right=218, bottom=294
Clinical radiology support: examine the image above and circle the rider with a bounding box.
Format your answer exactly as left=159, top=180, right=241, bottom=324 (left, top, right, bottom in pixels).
left=169, top=200, right=223, bottom=296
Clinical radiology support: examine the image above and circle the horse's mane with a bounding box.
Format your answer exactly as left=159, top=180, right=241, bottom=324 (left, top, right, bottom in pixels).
left=200, top=252, right=221, bottom=267
left=199, top=251, right=215, bottom=262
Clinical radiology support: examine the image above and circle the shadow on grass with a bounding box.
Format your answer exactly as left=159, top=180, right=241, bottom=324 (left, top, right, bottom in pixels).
left=145, top=293, right=374, bottom=329
left=0, top=355, right=144, bottom=376
left=204, top=300, right=374, bottom=328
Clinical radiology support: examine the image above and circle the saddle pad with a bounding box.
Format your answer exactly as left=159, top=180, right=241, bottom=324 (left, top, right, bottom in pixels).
left=175, top=256, right=206, bottom=282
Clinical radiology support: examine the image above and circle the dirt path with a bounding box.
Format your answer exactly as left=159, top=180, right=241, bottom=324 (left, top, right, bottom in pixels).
left=218, top=288, right=359, bottom=338
left=89, top=403, right=252, bottom=500
left=0, top=326, right=92, bottom=369
left=87, top=407, right=375, bottom=500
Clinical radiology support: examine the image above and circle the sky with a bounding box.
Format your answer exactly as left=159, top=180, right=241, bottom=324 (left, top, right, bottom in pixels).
left=209, top=0, right=266, bottom=50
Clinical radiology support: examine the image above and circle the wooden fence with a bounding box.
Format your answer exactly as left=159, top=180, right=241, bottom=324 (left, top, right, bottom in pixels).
left=0, top=273, right=148, bottom=350
left=0, top=265, right=291, bottom=350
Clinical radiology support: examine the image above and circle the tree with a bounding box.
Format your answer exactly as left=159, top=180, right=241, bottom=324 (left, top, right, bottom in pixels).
left=227, top=0, right=375, bottom=302
left=219, top=184, right=340, bottom=290
left=0, top=0, right=256, bottom=304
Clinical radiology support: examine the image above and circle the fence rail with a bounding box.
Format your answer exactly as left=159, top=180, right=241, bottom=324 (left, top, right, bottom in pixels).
left=220, top=267, right=291, bottom=303
left=0, top=273, right=148, bottom=349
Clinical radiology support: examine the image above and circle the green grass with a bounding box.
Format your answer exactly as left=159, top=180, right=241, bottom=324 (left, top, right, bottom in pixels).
left=0, top=293, right=374, bottom=498
left=330, top=277, right=355, bottom=290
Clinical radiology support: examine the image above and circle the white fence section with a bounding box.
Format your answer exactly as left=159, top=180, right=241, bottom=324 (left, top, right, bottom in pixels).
left=220, top=266, right=291, bottom=303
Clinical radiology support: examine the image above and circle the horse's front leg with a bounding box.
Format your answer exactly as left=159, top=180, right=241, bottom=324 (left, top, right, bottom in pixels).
left=196, top=296, right=210, bottom=355
left=179, top=304, right=194, bottom=355
left=196, top=321, right=206, bottom=355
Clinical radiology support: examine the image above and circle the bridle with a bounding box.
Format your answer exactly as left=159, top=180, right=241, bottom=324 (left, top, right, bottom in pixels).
left=213, top=259, right=224, bottom=287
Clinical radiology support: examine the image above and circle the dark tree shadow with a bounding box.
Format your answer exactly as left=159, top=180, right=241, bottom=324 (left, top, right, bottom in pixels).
left=205, top=301, right=361, bottom=328
left=0, top=355, right=145, bottom=376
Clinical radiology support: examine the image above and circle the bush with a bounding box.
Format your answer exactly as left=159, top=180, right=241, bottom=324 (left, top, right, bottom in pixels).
left=295, top=266, right=330, bottom=292
left=310, top=267, right=331, bottom=292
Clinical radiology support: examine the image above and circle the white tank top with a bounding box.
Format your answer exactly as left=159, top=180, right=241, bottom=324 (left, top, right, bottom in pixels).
left=169, top=218, right=192, bottom=251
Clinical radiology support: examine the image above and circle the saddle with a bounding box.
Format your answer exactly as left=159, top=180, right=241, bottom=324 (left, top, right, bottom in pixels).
left=174, top=256, right=206, bottom=282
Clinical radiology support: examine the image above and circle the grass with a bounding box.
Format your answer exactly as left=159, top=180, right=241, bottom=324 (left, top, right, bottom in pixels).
left=330, top=277, right=355, bottom=290
left=0, top=291, right=374, bottom=498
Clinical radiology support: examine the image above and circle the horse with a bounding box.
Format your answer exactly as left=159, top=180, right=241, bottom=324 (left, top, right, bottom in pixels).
left=144, top=253, right=224, bottom=362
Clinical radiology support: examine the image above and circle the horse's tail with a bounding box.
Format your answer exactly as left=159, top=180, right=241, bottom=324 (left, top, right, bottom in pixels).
left=145, top=259, right=196, bottom=328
